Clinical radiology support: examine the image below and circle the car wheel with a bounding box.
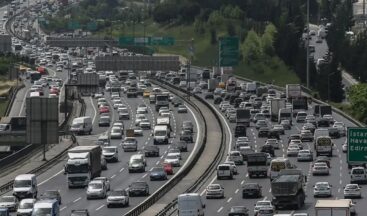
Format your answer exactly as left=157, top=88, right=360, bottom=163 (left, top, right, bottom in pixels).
left=107, top=204, right=110, bottom=208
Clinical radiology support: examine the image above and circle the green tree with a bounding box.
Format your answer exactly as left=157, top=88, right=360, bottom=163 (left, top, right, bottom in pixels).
left=241, top=30, right=262, bottom=63
left=261, top=23, right=277, bottom=56
left=226, top=22, right=236, bottom=36
left=347, top=84, right=367, bottom=122
left=210, top=28, right=217, bottom=45
left=194, top=18, right=206, bottom=34
left=208, top=10, right=224, bottom=26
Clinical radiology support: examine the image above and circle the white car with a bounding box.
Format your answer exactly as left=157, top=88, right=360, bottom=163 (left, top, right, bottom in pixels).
left=205, top=184, right=224, bottom=199
left=133, top=127, right=143, bottom=136
left=323, top=114, right=335, bottom=123
left=287, top=144, right=300, bottom=157
left=168, top=148, right=181, bottom=160
left=102, top=146, right=119, bottom=162
left=333, top=121, right=346, bottom=136
left=107, top=190, right=129, bottom=207
left=344, top=184, right=362, bottom=198
left=254, top=200, right=274, bottom=215
left=139, top=119, right=151, bottom=129
left=110, top=127, right=123, bottom=139
left=16, top=198, right=36, bottom=215
left=86, top=180, right=107, bottom=199
left=265, top=139, right=279, bottom=149
left=164, top=154, right=180, bottom=167
left=0, top=195, right=18, bottom=212
left=297, top=149, right=313, bottom=162
left=342, top=140, right=348, bottom=153
left=137, top=107, right=148, bottom=114
left=312, top=162, right=330, bottom=175
left=94, top=177, right=111, bottom=191
left=135, top=114, right=146, bottom=126
left=223, top=161, right=238, bottom=175
left=313, top=182, right=332, bottom=197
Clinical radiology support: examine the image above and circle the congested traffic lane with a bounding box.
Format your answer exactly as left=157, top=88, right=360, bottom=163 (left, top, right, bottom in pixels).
left=7, top=82, right=200, bottom=216
left=182, top=73, right=362, bottom=215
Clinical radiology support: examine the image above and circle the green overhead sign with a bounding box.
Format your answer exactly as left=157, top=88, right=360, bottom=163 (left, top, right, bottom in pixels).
left=219, top=36, right=239, bottom=67
left=118, top=36, right=175, bottom=46
left=347, top=127, right=367, bottom=163
left=68, top=21, right=80, bottom=30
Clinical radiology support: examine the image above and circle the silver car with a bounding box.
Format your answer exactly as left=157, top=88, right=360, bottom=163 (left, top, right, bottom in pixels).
left=297, top=149, right=313, bottom=162
left=0, top=195, right=18, bottom=212
left=16, top=198, right=36, bottom=215
left=344, top=184, right=362, bottom=198
left=86, top=180, right=107, bottom=199
left=107, top=190, right=129, bottom=207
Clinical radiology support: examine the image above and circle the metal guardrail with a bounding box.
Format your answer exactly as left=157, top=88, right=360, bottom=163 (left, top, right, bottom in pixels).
left=3, top=84, right=25, bottom=116
left=124, top=78, right=227, bottom=216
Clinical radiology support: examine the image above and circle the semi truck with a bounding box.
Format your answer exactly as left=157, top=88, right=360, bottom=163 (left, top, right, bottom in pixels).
left=319, top=105, right=332, bottom=117
left=315, top=199, right=356, bottom=216
left=247, top=153, right=268, bottom=178
left=292, top=96, right=308, bottom=117
left=155, top=94, right=169, bottom=111
left=65, top=146, right=102, bottom=188
left=270, top=98, right=286, bottom=122
left=236, top=109, right=250, bottom=127
left=286, top=84, right=302, bottom=101
left=278, top=108, right=292, bottom=124
left=208, top=79, right=217, bottom=92
left=271, top=169, right=306, bottom=209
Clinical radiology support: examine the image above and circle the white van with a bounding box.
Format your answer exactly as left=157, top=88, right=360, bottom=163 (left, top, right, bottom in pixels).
left=350, top=167, right=367, bottom=184
left=269, top=158, right=293, bottom=180
left=314, top=128, right=329, bottom=142
left=217, top=164, right=233, bottom=180
left=177, top=193, right=205, bottom=216
left=70, top=116, right=93, bottom=135
left=32, top=199, right=59, bottom=216
left=13, top=174, right=38, bottom=199
left=153, top=125, right=169, bottom=145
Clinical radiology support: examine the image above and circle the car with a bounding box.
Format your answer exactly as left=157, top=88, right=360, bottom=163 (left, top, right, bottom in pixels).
left=40, top=190, right=62, bottom=204
left=300, top=130, right=313, bottom=142
left=102, top=146, right=119, bottom=162
left=328, top=127, right=340, bottom=138
left=137, top=104, right=148, bottom=113
left=286, top=144, right=300, bottom=157
left=86, top=180, right=107, bottom=199
left=258, top=127, right=269, bottom=137
left=173, top=141, right=188, bottom=152
left=265, top=139, right=279, bottom=149
left=164, top=154, right=181, bottom=167
left=118, top=109, right=130, bottom=120
left=16, top=198, right=36, bottom=215
left=192, top=87, right=202, bottom=94
left=163, top=163, right=173, bottom=175
left=344, top=184, right=362, bottom=198
left=302, top=123, right=316, bottom=133
left=272, top=124, right=285, bottom=135
left=256, top=120, right=268, bottom=130
left=98, top=116, right=111, bottom=127
left=182, top=121, right=194, bottom=133
left=261, top=145, right=275, bottom=157
left=313, top=182, right=332, bottom=197
left=128, top=181, right=149, bottom=197
left=333, top=121, right=346, bottom=136
left=350, top=166, right=367, bottom=183
left=254, top=200, right=274, bottom=215
left=122, top=137, right=138, bottom=152
left=99, top=105, right=110, bottom=114
left=180, top=130, right=194, bottom=143
left=228, top=206, right=249, bottom=216
left=217, top=164, right=233, bottom=180
left=315, top=156, right=331, bottom=168
left=0, top=196, right=18, bottom=212
left=177, top=105, right=188, bottom=113
left=296, top=111, right=307, bottom=122
left=242, top=183, right=262, bottom=198
left=71, top=209, right=90, bottom=216
left=204, top=92, right=214, bottom=99
left=110, top=126, right=123, bottom=139
left=101, top=156, right=107, bottom=170
left=144, top=145, right=159, bottom=157
left=323, top=114, right=335, bottom=124
left=312, top=162, right=330, bottom=175
left=150, top=167, right=168, bottom=181
left=223, top=161, right=238, bottom=175
left=107, top=190, right=129, bottom=208
left=94, top=177, right=110, bottom=191
left=135, top=114, right=147, bottom=126
left=297, top=149, right=313, bottom=162
left=342, top=140, right=348, bottom=153
left=133, top=126, right=143, bottom=136
left=280, top=120, right=291, bottom=130
left=205, top=184, right=224, bottom=199
left=139, top=119, right=151, bottom=129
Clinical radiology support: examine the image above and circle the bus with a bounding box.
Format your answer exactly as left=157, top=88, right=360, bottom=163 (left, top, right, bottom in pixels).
left=269, top=158, right=293, bottom=180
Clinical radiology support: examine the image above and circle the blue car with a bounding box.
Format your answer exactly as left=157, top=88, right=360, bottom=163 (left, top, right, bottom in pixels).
left=149, top=167, right=168, bottom=181
left=0, top=208, right=9, bottom=216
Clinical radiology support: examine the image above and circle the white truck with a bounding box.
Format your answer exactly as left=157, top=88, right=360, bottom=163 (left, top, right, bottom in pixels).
left=315, top=199, right=355, bottom=216
left=153, top=125, right=170, bottom=145
left=246, top=82, right=257, bottom=94
left=65, top=146, right=102, bottom=188
left=247, top=153, right=268, bottom=178
left=156, top=117, right=171, bottom=131
left=286, top=84, right=302, bottom=101
left=270, top=98, right=286, bottom=122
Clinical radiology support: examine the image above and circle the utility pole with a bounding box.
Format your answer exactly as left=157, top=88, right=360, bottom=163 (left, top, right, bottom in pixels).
left=306, top=0, right=310, bottom=89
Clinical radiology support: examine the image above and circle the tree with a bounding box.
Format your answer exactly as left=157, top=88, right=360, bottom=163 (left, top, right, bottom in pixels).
left=194, top=18, right=206, bottom=34
left=210, top=28, right=217, bottom=45
left=347, top=84, right=367, bottom=122
left=261, top=23, right=277, bottom=56
left=226, top=22, right=236, bottom=36
left=152, top=2, right=179, bottom=23
left=208, top=10, right=224, bottom=26
left=241, top=30, right=262, bottom=63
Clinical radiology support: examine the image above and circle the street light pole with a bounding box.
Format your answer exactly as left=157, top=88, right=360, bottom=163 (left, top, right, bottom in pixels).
left=306, top=0, right=310, bottom=88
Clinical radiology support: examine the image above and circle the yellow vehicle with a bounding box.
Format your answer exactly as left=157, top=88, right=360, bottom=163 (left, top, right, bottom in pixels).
left=143, top=90, right=150, bottom=97
left=218, top=82, right=226, bottom=89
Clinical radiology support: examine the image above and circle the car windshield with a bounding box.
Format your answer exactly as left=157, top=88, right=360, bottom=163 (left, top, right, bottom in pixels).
left=346, top=185, right=358, bottom=189
left=124, top=138, right=136, bottom=143
left=19, top=201, right=34, bottom=209
left=32, top=208, right=51, bottom=215
left=110, top=190, right=127, bottom=196
left=155, top=131, right=167, bottom=136
left=152, top=167, right=164, bottom=172
left=257, top=201, right=271, bottom=206
left=112, top=128, right=120, bottom=133
left=14, top=180, right=31, bottom=187
left=89, top=183, right=102, bottom=189
left=131, top=182, right=146, bottom=187
left=103, top=148, right=116, bottom=153
left=352, top=169, right=364, bottom=174
left=316, top=183, right=329, bottom=188
left=166, top=155, right=177, bottom=160
left=0, top=197, right=14, bottom=202
left=43, top=191, right=57, bottom=197
left=208, top=185, right=221, bottom=190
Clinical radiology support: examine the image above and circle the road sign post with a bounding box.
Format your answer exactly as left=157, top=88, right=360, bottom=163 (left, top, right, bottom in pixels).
left=347, top=127, right=367, bottom=163
left=219, top=36, right=239, bottom=67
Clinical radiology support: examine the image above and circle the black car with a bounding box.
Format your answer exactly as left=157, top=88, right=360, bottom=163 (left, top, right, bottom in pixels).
left=234, top=98, right=243, bottom=108
left=235, top=124, right=247, bottom=138
left=204, top=92, right=214, bottom=99
left=317, top=118, right=330, bottom=127
left=143, top=145, right=159, bottom=157
left=260, top=144, right=275, bottom=157
left=128, top=181, right=149, bottom=197
left=214, top=96, right=223, bottom=104
left=328, top=127, right=340, bottom=138
left=228, top=206, right=249, bottom=216
left=180, top=130, right=194, bottom=143
left=174, top=141, right=188, bottom=152
left=71, top=209, right=90, bottom=216
left=171, top=97, right=183, bottom=107
left=40, top=190, right=62, bottom=204
left=258, top=127, right=269, bottom=138
left=182, top=121, right=194, bottom=133
left=268, top=129, right=280, bottom=140
left=242, top=183, right=262, bottom=198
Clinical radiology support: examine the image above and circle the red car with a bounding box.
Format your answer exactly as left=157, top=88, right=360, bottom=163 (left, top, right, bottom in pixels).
left=163, top=163, right=173, bottom=175
left=99, top=106, right=110, bottom=114
left=50, top=88, right=59, bottom=95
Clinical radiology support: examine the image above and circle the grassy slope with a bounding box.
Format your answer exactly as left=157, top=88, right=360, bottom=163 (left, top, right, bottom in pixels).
left=99, top=20, right=300, bottom=87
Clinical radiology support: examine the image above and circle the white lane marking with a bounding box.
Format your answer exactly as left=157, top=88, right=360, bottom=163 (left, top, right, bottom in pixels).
left=119, top=168, right=125, bottom=172
left=142, top=173, right=147, bottom=178
left=338, top=188, right=341, bottom=193
left=111, top=174, right=116, bottom=179
left=235, top=189, right=239, bottom=194
left=90, top=97, right=97, bottom=124
left=227, top=197, right=232, bottom=203
left=340, top=180, right=342, bottom=185
left=241, top=180, right=245, bottom=185
left=160, top=155, right=164, bottom=159
left=150, top=167, right=154, bottom=171
left=19, top=88, right=30, bottom=116
left=38, top=169, right=63, bottom=186
left=200, top=190, right=206, bottom=196
left=60, top=206, right=67, bottom=211
left=73, top=197, right=81, bottom=203
left=217, top=207, right=223, bottom=213
left=263, top=196, right=268, bottom=201
left=156, top=161, right=160, bottom=165
left=96, top=205, right=104, bottom=211
left=269, top=189, right=272, bottom=193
